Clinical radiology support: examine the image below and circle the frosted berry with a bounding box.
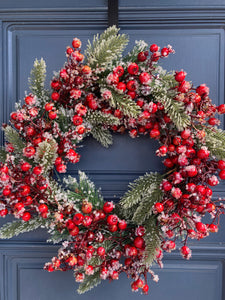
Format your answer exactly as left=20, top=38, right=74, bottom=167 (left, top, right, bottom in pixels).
left=21, top=162, right=31, bottom=172
left=118, top=220, right=127, bottom=230
left=82, top=202, right=92, bottom=214
left=217, top=104, right=225, bottom=114
left=22, top=212, right=31, bottom=222
left=174, top=70, right=186, bottom=82
left=107, top=214, right=118, bottom=225
left=127, top=63, right=139, bottom=75
left=150, top=44, right=159, bottom=52
left=97, top=247, right=105, bottom=256
left=139, top=72, right=152, bottom=84
left=161, top=47, right=169, bottom=57
left=73, top=213, right=84, bottom=225
left=196, top=84, right=209, bottom=96
left=103, top=201, right=114, bottom=214
left=196, top=222, right=207, bottom=233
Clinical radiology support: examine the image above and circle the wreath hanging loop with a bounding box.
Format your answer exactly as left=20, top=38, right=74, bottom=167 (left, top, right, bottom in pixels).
left=0, top=26, right=225, bottom=295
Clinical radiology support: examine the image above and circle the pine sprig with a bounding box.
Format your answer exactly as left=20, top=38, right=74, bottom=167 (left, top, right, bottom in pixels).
left=91, top=126, right=113, bottom=148
left=101, top=87, right=141, bottom=118
left=77, top=270, right=101, bottom=294
left=0, top=217, right=48, bottom=239
left=34, top=139, right=58, bottom=174
left=204, top=127, right=225, bottom=159
left=64, top=171, right=104, bottom=208
left=85, top=110, right=120, bottom=126
left=28, top=58, right=47, bottom=99
left=85, top=26, right=129, bottom=69
left=122, top=40, right=148, bottom=63
left=143, top=219, right=161, bottom=267
left=151, top=75, right=190, bottom=131
left=121, top=172, right=163, bottom=211
left=132, top=185, right=163, bottom=223
left=0, top=148, right=7, bottom=162
left=3, top=125, right=25, bottom=153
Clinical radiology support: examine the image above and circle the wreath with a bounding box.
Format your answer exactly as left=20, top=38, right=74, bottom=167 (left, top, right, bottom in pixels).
left=0, top=26, right=225, bottom=295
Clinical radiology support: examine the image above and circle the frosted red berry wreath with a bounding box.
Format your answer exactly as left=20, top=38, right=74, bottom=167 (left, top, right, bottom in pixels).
left=0, top=26, right=225, bottom=294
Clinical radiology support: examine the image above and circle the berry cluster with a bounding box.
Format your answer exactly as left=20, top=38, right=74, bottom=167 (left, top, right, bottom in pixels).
left=45, top=201, right=157, bottom=294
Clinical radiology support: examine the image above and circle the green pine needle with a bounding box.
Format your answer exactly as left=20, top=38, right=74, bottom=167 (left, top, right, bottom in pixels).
left=28, top=58, right=47, bottom=99
left=121, top=172, right=163, bottom=210
left=91, top=126, right=113, bottom=148
left=3, top=125, right=25, bottom=153
left=204, top=127, right=225, bottom=159
left=34, top=139, right=58, bottom=174
left=143, top=220, right=161, bottom=266
left=122, top=40, right=148, bottom=63
left=85, top=26, right=129, bottom=69
left=85, top=110, right=120, bottom=126
left=77, top=270, right=101, bottom=294
left=0, top=148, right=7, bottom=162
left=0, top=217, right=48, bottom=239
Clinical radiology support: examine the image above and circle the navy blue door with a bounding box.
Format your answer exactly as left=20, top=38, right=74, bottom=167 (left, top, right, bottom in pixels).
left=0, top=1, right=225, bottom=299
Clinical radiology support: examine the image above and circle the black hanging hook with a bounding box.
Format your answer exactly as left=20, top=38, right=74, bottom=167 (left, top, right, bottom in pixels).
left=108, top=0, right=119, bottom=27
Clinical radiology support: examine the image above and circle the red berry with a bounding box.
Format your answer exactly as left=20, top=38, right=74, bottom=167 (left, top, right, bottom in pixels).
left=81, top=202, right=92, bottom=214
left=103, top=201, right=114, bottom=214
left=113, top=66, right=124, bottom=77
left=97, top=247, right=105, bottom=256
left=15, top=202, right=24, bottom=211
left=150, top=129, right=160, bottom=138
left=108, top=224, right=118, bottom=232
left=25, top=95, right=36, bottom=106
left=118, top=220, right=127, bottom=230
left=197, top=148, right=210, bottom=159
left=137, top=51, right=147, bottom=62
left=208, top=224, right=218, bottom=233
left=33, top=166, right=42, bottom=175
left=117, top=82, right=126, bottom=92
left=219, top=170, right=225, bottom=180
left=217, top=104, right=225, bottom=114
left=208, top=175, right=219, bottom=186
left=178, top=81, right=191, bottom=93
left=0, top=208, right=8, bottom=216
left=39, top=204, right=48, bottom=213
left=196, top=84, right=209, bottom=96
left=23, top=146, right=35, bottom=158
left=180, top=245, right=191, bottom=258
left=87, top=99, right=98, bottom=110
left=73, top=115, right=83, bottom=126
left=162, top=180, right=172, bottom=191
left=126, top=80, right=137, bottom=91
left=142, top=284, right=149, bottom=294
left=218, top=160, right=225, bottom=170
left=107, top=214, right=118, bottom=225
left=127, top=63, right=139, bottom=75
left=161, top=47, right=169, bottom=57
left=174, top=71, right=186, bottom=82
left=51, top=92, right=60, bottom=101
left=49, top=111, right=57, bottom=119
left=56, top=163, right=66, bottom=173
left=73, top=213, right=84, bottom=225
left=72, top=38, right=81, bottom=48
left=66, top=47, right=73, bottom=54
left=134, top=236, right=144, bottom=249
left=82, top=215, right=92, bottom=227
left=3, top=187, right=11, bottom=196
left=185, top=165, right=197, bottom=177
left=139, top=72, right=152, bottom=84
left=69, top=226, right=79, bottom=236
left=154, top=202, right=164, bottom=213
left=196, top=222, right=207, bottom=233
left=20, top=185, right=30, bottom=196
left=22, top=212, right=31, bottom=221
left=150, top=44, right=159, bottom=52
left=21, top=162, right=31, bottom=172
left=66, top=219, right=75, bottom=230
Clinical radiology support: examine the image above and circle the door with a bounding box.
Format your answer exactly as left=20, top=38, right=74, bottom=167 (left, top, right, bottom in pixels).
left=0, top=1, right=225, bottom=299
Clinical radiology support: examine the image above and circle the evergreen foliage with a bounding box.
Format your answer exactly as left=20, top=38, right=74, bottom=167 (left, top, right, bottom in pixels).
left=0, top=217, right=48, bottom=239
left=77, top=270, right=101, bottom=294
left=204, top=127, right=225, bottom=159
left=85, top=110, right=120, bottom=126
left=64, top=171, right=104, bottom=208
left=91, top=126, right=113, bottom=148
left=28, top=58, right=47, bottom=99
left=34, top=139, right=58, bottom=174
left=0, top=148, right=7, bottom=162
left=85, top=26, right=129, bottom=69
left=3, top=125, right=25, bottom=153
left=121, top=172, right=163, bottom=212
left=151, top=75, right=190, bottom=131
left=101, top=87, right=141, bottom=118
left=122, top=40, right=148, bottom=63
left=143, top=219, right=161, bottom=267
